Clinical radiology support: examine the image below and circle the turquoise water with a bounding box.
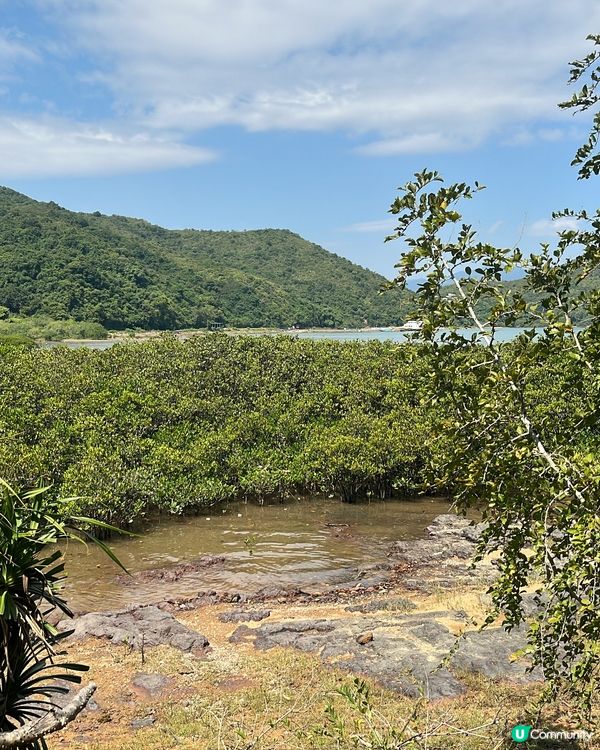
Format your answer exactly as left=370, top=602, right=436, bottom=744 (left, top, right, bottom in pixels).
left=294, top=327, right=540, bottom=343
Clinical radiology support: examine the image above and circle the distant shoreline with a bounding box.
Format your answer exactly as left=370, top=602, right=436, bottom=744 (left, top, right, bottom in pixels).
left=44, top=326, right=410, bottom=347
left=41, top=325, right=536, bottom=349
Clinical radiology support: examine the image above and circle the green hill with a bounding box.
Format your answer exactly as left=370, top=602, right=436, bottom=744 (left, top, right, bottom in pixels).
left=0, top=187, right=414, bottom=334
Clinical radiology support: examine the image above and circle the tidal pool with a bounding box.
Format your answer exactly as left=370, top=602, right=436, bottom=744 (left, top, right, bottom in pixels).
left=62, top=496, right=451, bottom=611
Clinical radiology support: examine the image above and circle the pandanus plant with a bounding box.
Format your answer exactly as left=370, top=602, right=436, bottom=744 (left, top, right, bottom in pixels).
left=0, top=480, right=125, bottom=749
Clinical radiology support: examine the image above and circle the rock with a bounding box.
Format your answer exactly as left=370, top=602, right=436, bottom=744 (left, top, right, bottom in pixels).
left=230, top=619, right=335, bottom=650
left=218, top=609, right=271, bottom=623
left=169, top=632, right=198, bottom=652
left=228, top=624, right=254, bottom=645
left=60, top=605, right=210, bottom=655
left=387, top=514, right=494, bottom=592
left=132, top=673, right=171, bottom=697
left=131, top=714, right=156, bottom=729
left=252, top=585, right=302, bottom=600
left=452, top=627, right=540, bottom=682
left=346, top=597, right=416, bottom=614
left=406, top=620, right=453, bottom=646
left=117, top=555, right=225, bottom=585
left=520, top=591, right=547, bottom=618
left=230, top=610, right=538, bottom=699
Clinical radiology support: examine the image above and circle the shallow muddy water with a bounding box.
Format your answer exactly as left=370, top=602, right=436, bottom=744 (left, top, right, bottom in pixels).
left=62, top=496, right=451, bottom=611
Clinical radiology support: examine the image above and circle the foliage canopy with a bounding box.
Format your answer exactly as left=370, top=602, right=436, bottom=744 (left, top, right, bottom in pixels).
left=384, top=33, right=600, bottom=711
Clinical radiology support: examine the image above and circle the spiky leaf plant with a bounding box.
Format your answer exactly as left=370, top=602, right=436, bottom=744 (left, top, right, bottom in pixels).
left=0, top=480, right=125, bottom=748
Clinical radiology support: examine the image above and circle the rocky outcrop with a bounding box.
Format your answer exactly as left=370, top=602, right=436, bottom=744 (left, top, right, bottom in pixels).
left=389, top=514, right=486, bottom=564
left=59, top=605, right=210, bottom=655
left=388, top=514, right=492, bottom=593
left=230, top=610, right=539, bottom=699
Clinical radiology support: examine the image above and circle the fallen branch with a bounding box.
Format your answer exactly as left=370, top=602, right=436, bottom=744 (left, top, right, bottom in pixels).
left=0, top=683, right=96, bottom=748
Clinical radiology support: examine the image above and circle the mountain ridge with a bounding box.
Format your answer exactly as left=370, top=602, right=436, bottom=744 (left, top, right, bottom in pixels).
left=0, top=187, right=414, bottom=333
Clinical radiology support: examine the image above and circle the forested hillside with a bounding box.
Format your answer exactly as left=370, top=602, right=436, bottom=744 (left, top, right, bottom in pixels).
left=0, top=187, right=414, bottom=332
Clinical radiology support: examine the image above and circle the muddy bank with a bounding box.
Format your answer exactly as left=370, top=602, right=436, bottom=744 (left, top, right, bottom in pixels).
left=151, top=513, right=493, bottom=612
left=58, top=513, right=526, bottom=704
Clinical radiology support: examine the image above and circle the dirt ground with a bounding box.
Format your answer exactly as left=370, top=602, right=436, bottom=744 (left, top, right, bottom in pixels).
left=46, top=585, right=598, bottom=750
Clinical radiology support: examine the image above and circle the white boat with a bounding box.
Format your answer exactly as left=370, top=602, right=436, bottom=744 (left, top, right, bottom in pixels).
left=401, top=320, right=423, bottom=331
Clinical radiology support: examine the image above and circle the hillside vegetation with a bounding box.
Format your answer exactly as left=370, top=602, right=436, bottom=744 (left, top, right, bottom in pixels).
left=0, top=187, right=414, bottom=333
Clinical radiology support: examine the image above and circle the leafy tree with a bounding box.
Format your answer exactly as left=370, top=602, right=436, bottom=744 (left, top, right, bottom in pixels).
left=384, top=35, right=600, bottom=711
left=560, top=33, right=600, bottom=179
left=0, top=336, right=436, bottom=524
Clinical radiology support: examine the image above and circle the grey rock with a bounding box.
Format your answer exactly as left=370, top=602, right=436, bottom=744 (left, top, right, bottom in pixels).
left=169, top=632, right=197, bottom=652
left=230, top=610, right=538, bottom=699
left=346, top=597, right=417, bottom=614
left=131, top=714, right=157, bottom=729
left=60, top=605, right=210, bottom=654
left=520, top=591, right=547, bottom=618
left=387, top=514, right=494, bottom=592
left=406, top=620, right=454, bottom=647
left=218, top=609, right=271, bottom=623
left=132, top=673, right=171, bottom=697
left=452, top=627, right=540, bottom=682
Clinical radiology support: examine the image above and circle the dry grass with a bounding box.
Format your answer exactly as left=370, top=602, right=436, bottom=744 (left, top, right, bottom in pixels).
left=47, top=598, right=599, bottom=750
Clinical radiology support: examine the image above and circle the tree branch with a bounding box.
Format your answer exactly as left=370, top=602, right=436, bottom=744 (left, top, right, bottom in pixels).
left=0, top=683, right=96, bottom=748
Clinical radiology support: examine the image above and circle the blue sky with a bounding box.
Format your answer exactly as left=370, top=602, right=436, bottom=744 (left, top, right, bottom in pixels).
left=0, top=1, right=599, bottom=278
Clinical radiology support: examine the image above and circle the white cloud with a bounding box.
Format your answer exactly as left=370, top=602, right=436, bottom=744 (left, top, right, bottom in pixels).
left=33, top=0, right=600, bottom=155
left=357, top=132, right=476, bottom=156
left=527, top=216, right=582, bottom=237
left=342, top=218, right=397, bottom=233
left=0, top=0, right=592, bottom=181
left=0, top=117, right=216, bottom=178
left=0, top=31, right=38, bottom=65
left=0, top=30, right=39, bottom=81
left=504, top=126, right=572, bottom=146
